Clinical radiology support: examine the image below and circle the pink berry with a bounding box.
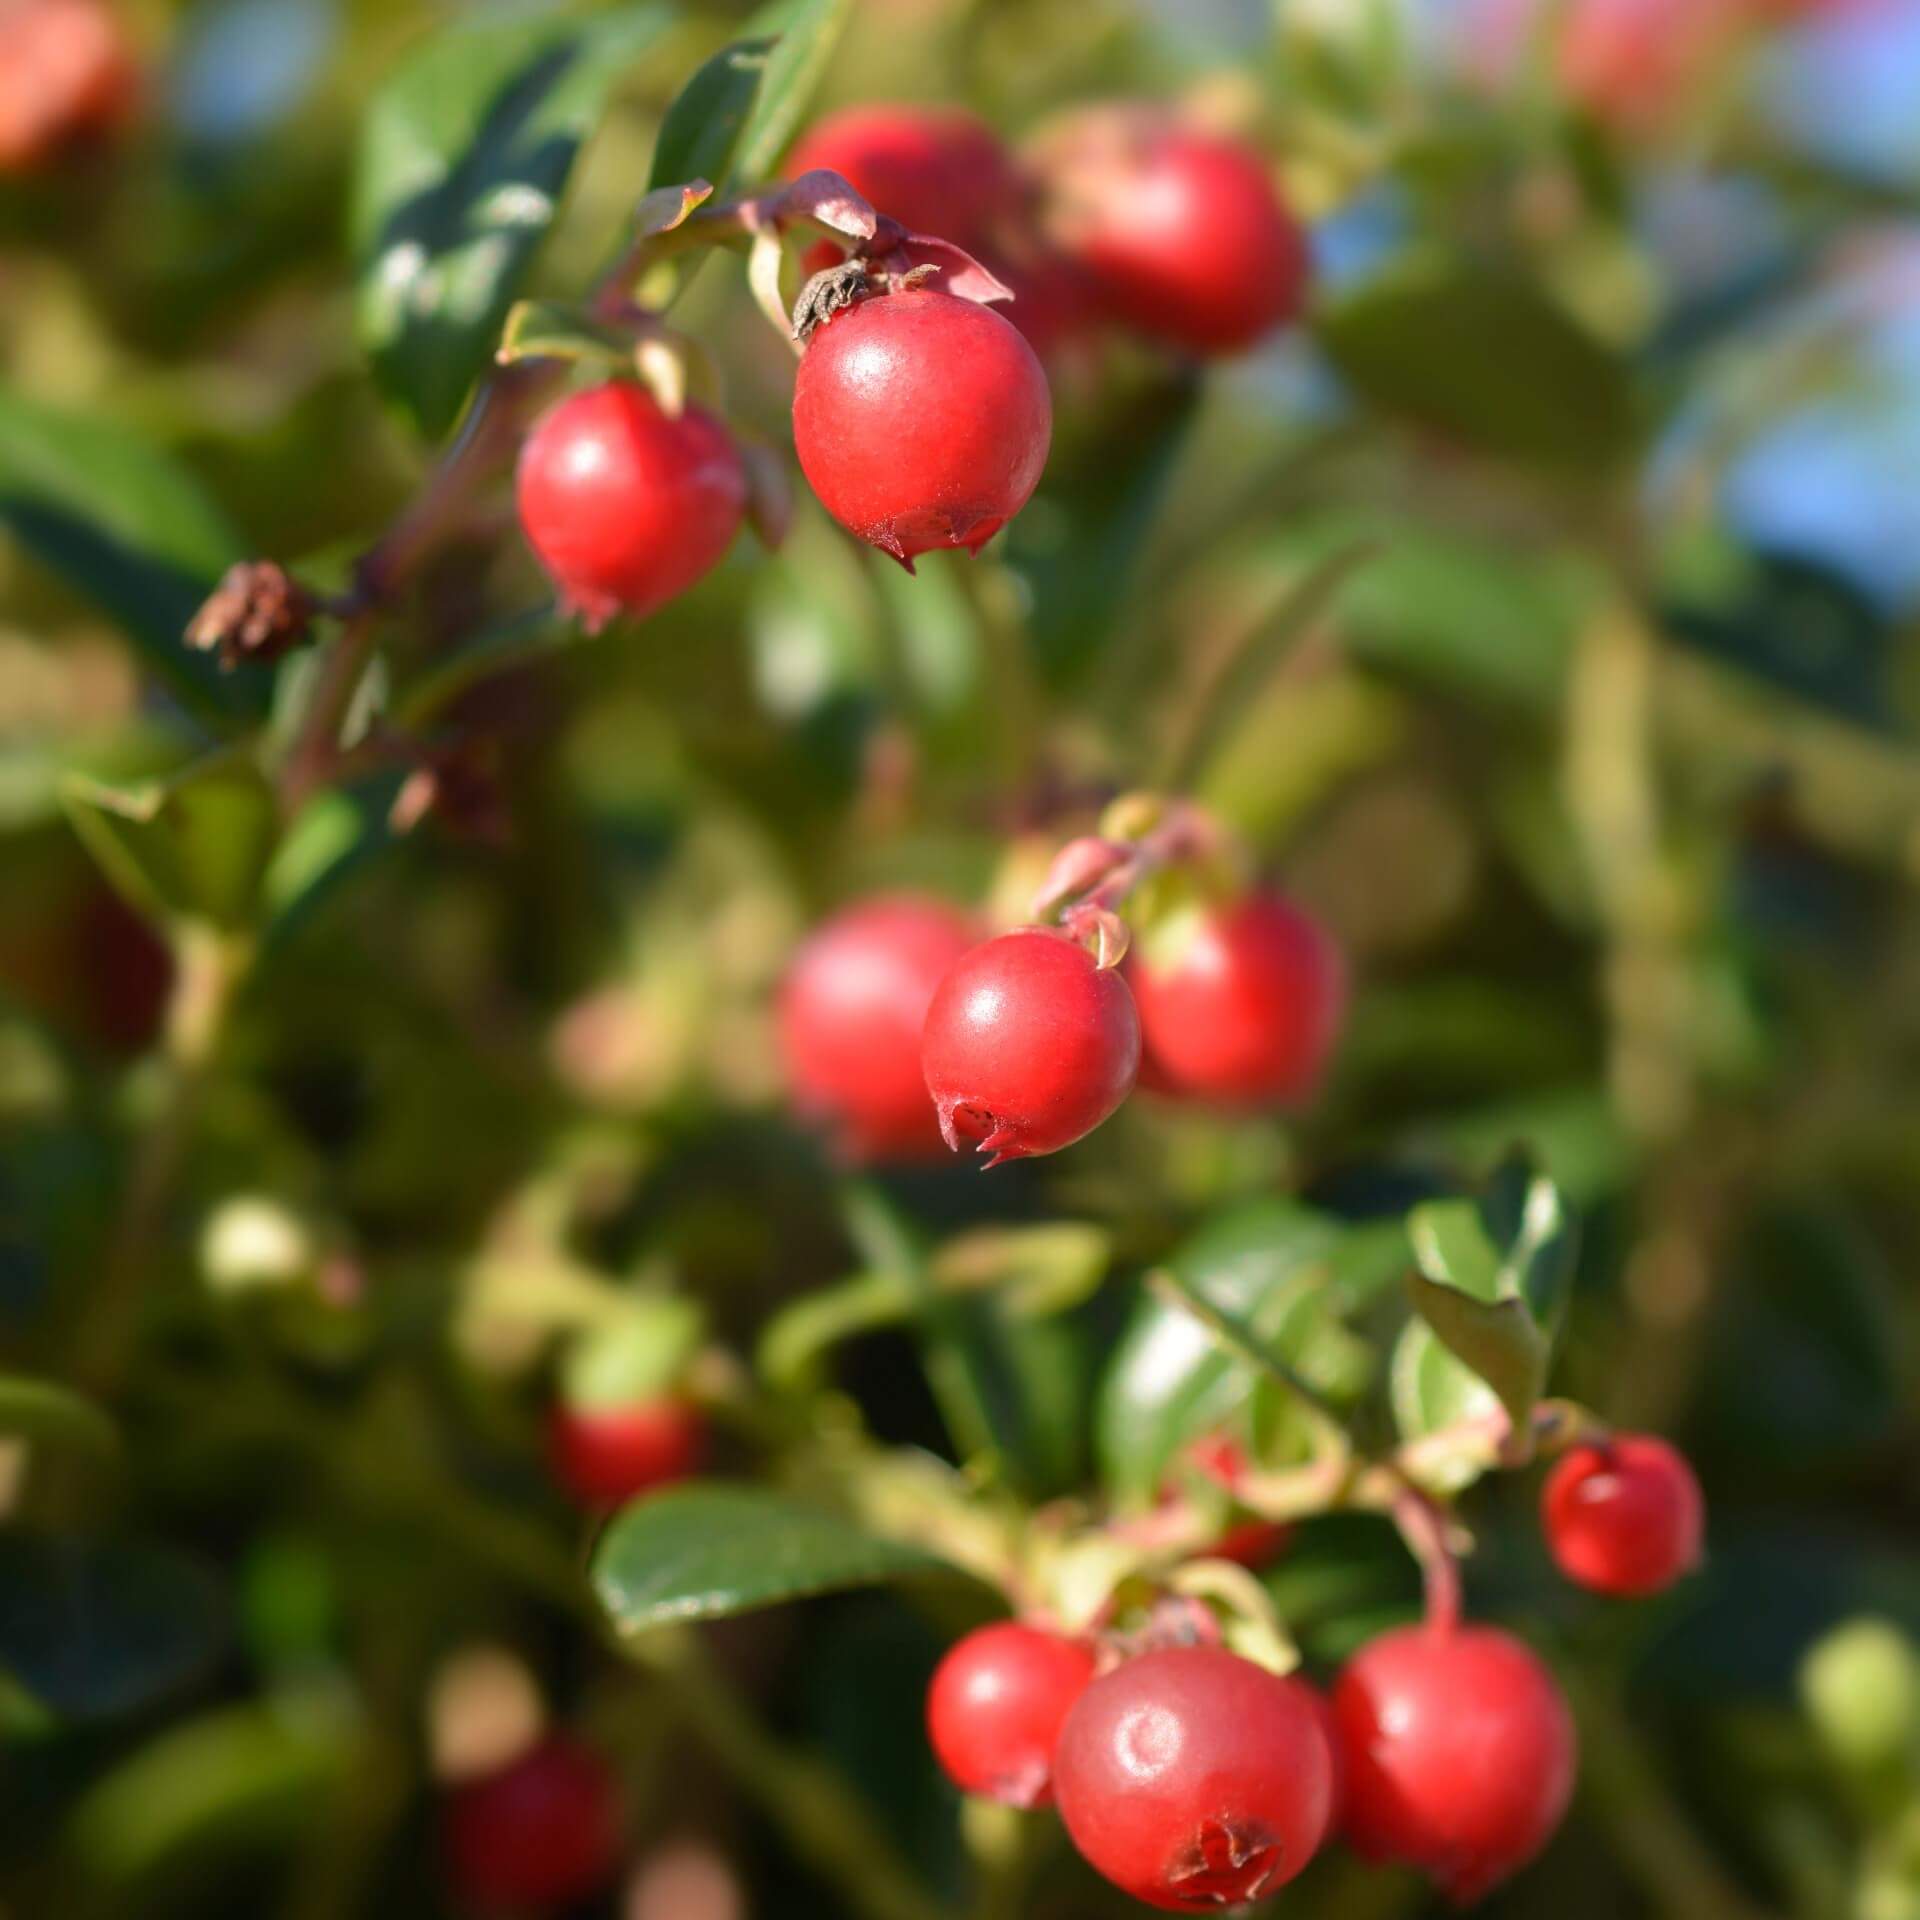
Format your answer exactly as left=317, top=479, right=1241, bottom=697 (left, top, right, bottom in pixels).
left=1334, top=1625, right=1576, bottom=1902
left=778, top=895, right=979, bottom=1163
left=1040, top=111, right=1309, bottom=357
left=1541, top=1434, right=1704, bottom=1597
left=920, top=928, right=1140, bottom=1165
left=791, top=287, right=1052, bottom=570
left=1128, top=893, right=1346, bottom=1107
left=515, top=383, right=747, bottom=630
left=925, top=1621, right=1096, bottom=1808
left=1053, top=1645, right=1334, bottom=1910
left=443, top=1735, right=623, bottom=1912
left=547, top=1398, right=704, bottom=1510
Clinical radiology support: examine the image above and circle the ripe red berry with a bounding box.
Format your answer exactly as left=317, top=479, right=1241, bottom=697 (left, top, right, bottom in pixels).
left=787, top=104, right=1023, bottom=257
left=925, top=1621, right=1096, bottom=1808
left=920, top=928, right=1140, bottom=1165
left=1128, top=893, right=1346, bottom=1108
left=0, top=0, right=138, bottom=175
left=791, top=287, right=1052, bottom=570
left=547, top=1398, right=704, bottom=1509
left=1040, top=112, right=1309, bottom=357
left=1334, top=1625, right=1576, bottom=1903
left=1053, top=1645, right=1334, bottom=1910
left=778, top=895, right=978, bottom=1163
left=443, top=1735, right=623, bottom=1912
left=1541, top=1433, right=1705, bottom=1597
left=515, top=382, right=746, bottom=631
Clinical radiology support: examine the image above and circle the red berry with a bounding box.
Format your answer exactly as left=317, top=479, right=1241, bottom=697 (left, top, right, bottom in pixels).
left=1053, top=1645, right=1334, bottom=1911
left=920, top=928, right=1140, bottom=1165
left=791, top=287, right=1052, bottom=570
left=1128, top=893, right=1346, bottom=1108
left=0, top=0, right=138, bottom=175
left=1334, top=1625, right=1576, bottom=1903
left=443, top=1735, right=623, bottom=1912
left=547, top=1398, right=704, bottom=1509
left=1541, top=1434, right=1704, bottom=1597
left=515, top=383, right=746, bottom=630
left=778, top=895, right=978, bottom=1162
left=787, top=104, right=1023, bottom=257
left=925, top=1621, right=1096, bottom=1808
left=1040, top=112, right=1309, bottom=357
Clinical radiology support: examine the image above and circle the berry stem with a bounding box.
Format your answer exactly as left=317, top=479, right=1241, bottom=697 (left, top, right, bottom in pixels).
left=1391, top=1486, right=1463, bottom=1637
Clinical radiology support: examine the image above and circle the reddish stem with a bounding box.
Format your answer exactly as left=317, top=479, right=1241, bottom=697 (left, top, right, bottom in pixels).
left=1392, top=1487, right=1463, bottom=1637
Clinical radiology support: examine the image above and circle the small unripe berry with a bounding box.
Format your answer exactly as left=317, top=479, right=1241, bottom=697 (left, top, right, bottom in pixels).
left=778, top=895, right=979, bottom=1163
left=925, top=1621, right=1096, bottom=1808
left=1053, top=1645, right=1334, bottom=1911
left=1039, top=112, right=1308, bottom=357
left=791, top=287, right=1052, bottom=570
left=443, top=1735, right=623, bottom=1912
left=0, top=0, right=138, bottom=175
left=547, top=1398, right=704, bottom=1509
left=1334, top=1625, right=1576, bottom=1903
left=1541, top=1434, right=1704, bottom=1597
left=515, top=382, right=746, bottom=630
left=1128, top=893, right=1346, bottom=1107
left=921, top=928, right=1140, bottom=1165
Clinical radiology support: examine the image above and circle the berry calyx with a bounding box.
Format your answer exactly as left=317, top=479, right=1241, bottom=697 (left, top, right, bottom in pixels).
left=0, top=0, right=138, bottom=175
left=925, top=1621, right=1096, bottom=1808
left=920, top=927, right=1140, bottom=1165
left=547, top=1397, right=704, bottom=1509
left=1541, top=1433, right=1705, bottom=1597
left=443, top=1735, right=623, bottom=1912
left=791, top=284, right=1052, bottom=570
left=778, top=895, right=979, bottom=1162
left=1037, top=111, right=1309, bottom=357
left=1334, top=1625, right=1576, bottom=1903
left=515, top=382, right=747, bottom=631
left=1053, top=1645, right=1334, bottom=1911
left=1128, top=892, right=1346, bottom=1108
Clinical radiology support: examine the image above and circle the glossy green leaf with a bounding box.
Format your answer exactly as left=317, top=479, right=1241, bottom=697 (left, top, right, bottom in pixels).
left=649, top=32, right=775, bottom=191
left=0, top=1376, right=116, bottom=1459
left=352, top=4, right=672, bottom=439
left=1405, top=1154, right=1577, bottom=1428
left=1388, top=1317, right=1502, bottom=1492
left=593, top=1485, right=961, bottom=1636
left=0, top=1536, right=224, bottom=1722
left=1318, top=255, right=1638, bottom=470
left=63, top=752, right=279, bottom=932
left=0, top=388, right=257, bottom=726
left=731, top=0, right=855, bottom=183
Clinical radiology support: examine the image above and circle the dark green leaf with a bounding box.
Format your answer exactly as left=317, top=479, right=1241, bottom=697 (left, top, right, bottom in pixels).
left=352, top=5, right=672, bottom=439
left=732, top=0, right=856, bottom=183
left=63, top=752, right=279, bottom=932
left=0, top=1535, right=225, bottom=1722
left=1318, top=255, right=1638, bottom=470
left=593, top=1485, right=961, bottom=1636
left=649, top=33, right=776, bottom=192
left=0, top=388, right=258, bottom=726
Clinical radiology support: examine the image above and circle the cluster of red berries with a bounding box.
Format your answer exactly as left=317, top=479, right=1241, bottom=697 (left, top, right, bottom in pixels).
left=0, top=0, right=137, bottom=175
left=779, top=885, right=1345, bottom=1169
left=516, top=98, right=1309, bottom=622
left=921, top=1433, right=1702, bottom=1908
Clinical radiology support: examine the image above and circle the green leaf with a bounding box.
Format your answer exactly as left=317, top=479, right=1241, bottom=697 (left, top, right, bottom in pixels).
left=1318, top=255, right=1638, bottom=470
left=0, top=388, right=258, bottom=727
left=927, top=1223, right=1111, bottom=1318
left=649, top=33, right=775, bottom=192
left=731, top=0, right=856, bottom=183
left=63, top=752, right=278, bottom=932
left=1388, top=1318, right=1502, bottom=1493
left=495, top=298, right=632, bottom=370
left=592, top=1485, right=960, bottom=1636
left=0, top=1376, right=116, bottom=1460
left=1405, top=1153, right=1577, bottom=1428
left=352, top=4, right=672, bottom=440
left=0, top=1535, right=224, bottom=1722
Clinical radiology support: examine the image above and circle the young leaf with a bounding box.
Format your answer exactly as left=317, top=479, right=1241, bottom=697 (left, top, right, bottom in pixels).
left=731, top=0, right=855, bottom=183
left=353, top=4, right=671, bottom=440
left=63, top=753, right=279, bottom=933
left=0, top=388, right=259, bottom=727
left=1405, top=1154, right=1577, bottom=1429
left=496, top=299, right=631, bottom=370
left=649, top=35, right=775, bottom=191
left=592, top=1485, right=961, bottom=1636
